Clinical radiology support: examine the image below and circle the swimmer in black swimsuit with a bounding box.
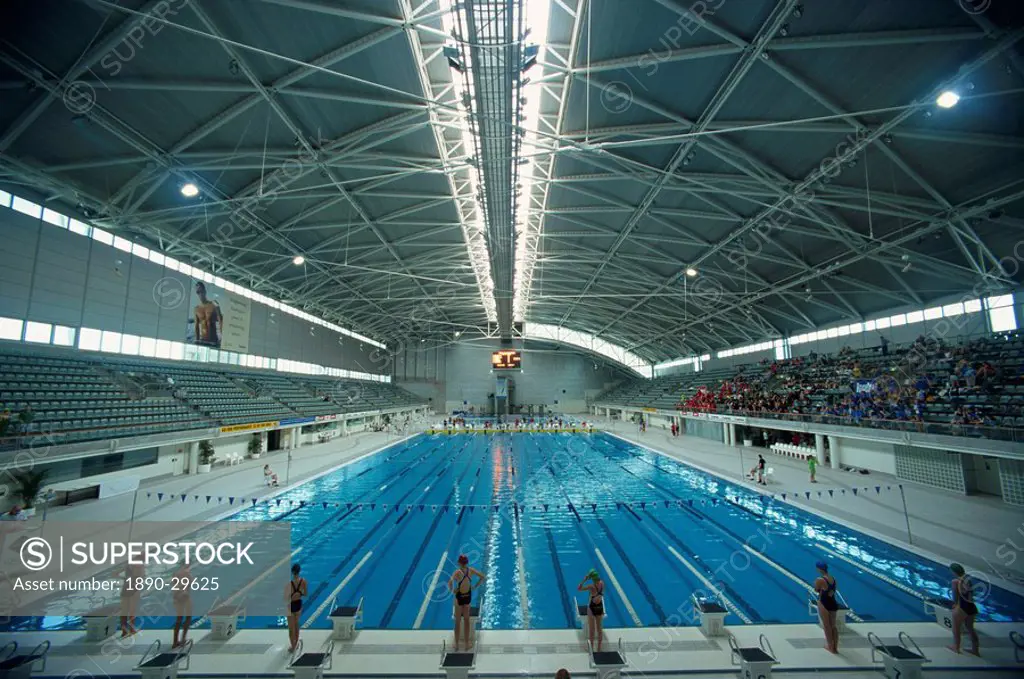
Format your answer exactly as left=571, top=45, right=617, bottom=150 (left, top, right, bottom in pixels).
left=577, top=569, right=605, bottom=652
left=948, top=563, right=980, bottom=656
left=285, top=563, right=307, bottom=653
left=447, top=554, right=486, bottom=651
left=813, top=560, right=839, bottom=654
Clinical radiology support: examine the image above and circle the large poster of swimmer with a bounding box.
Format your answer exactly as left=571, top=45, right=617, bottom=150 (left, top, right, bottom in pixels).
left=185, top=279, right=252, bottom=352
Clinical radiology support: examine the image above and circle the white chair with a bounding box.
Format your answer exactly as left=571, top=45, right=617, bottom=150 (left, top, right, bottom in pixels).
left=763, top=467, right=775, bottom=484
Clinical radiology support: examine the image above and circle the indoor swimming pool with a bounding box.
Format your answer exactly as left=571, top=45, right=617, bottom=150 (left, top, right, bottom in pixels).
left=13, top=432, right=1024, bottom=631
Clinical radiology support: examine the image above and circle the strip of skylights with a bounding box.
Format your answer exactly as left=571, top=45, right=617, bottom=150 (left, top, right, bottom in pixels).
left=513, top=0, right=555, bottom=322
left=436, top=0, right=497, bottom=322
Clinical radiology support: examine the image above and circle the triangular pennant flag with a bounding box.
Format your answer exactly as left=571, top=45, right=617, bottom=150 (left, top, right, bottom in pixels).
left=886, top=486, right=892, bottom=491
left=805, top=491, right=811, bottom=500
left=592, top=504, right=597, bottom=512
left=664, top=500, right=670, bottom=507
left=492, top=505, right=498, bottom=511
left=252, top=499, right=258, bottom=507
left=817, top=491, right=822, bottom=498
left=180, top=494, right=186, bottom=502
left=276, top=499, right=281, bottom=506
left=781, top=494, right=786, bottom=501
left=146, top=492, right=152, bottom=499
left=828, top=490, right=834, bottom=498
left=841, top=489, right=846, bottom=495
left=852, top=488, right=858, bottom=496
left=299, top=500, right=305, bottom=507
left=218, top=496, right=223, bottom=503
left=382, top=504, right=388, bottom=511
left=469, top=506, right=475, bottom=512
left=193, top=495, right=199, bottom=501
left=687, top=499, right=694, bottom=507
left=370, top=504, right=376, bottom=510
left=229, top=497, right=235, bottom=505
left=157, top=493, right=164, bottom=501
left=640, top=502, right=646, bottom=509
left=875, top=486, right=881, bottom=494
left=543, top=504, right=548, bottom=511
left=347, top=503, right=352, bottom=510
left=711, top=499, right=718, bottom=506
left=431, top=505, right=436, bottom=512
left=395, top=505, right=400, bottom=512
left=322, top=503, right=328, bottom=509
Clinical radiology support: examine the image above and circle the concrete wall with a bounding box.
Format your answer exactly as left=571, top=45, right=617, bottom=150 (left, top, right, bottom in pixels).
left=838, top=438, right=897, bottom=475
left=416, top=341, right=620, bottom=413
left=0, top=207, right=381, bottom=373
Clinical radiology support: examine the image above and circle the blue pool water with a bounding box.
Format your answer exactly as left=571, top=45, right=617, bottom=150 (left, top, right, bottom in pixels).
left=227, top=431, right=1023, bottom=629
left=11, top=432, right=1024, bottom=631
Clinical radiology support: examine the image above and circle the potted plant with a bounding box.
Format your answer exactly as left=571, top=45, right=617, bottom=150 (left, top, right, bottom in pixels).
left=11, top=469, right=48, bottom=515
left=247, top=433, right=263, bottom=459
left=197, top=440, right=216, bottom=473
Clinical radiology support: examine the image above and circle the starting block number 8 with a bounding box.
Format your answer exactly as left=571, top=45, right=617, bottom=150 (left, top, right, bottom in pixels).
left=743, top=672, right=767, bottom=679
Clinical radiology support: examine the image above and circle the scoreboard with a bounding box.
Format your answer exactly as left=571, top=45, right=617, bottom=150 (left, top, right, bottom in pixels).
left=491, top=349, right=522, bottom=370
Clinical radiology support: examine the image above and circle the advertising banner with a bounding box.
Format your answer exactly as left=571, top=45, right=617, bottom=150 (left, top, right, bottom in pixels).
left=220, top=421, right=278, bottom=434
left=1, top=521, right=291, bottom=618
left=315, top=414, right=340, bottom=423
left=279, top=417, right=315, bottom=426
left=186, top=279, right=252, bottom=353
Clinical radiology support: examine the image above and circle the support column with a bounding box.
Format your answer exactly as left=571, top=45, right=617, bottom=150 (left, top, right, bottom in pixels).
left=723, top=423, right=731, bottom=446
left=187, top=441, right=199, bottom=474
left=815, top=433, right=825, bottom=463
left=827, top=435, right=841, bottom=469
left=341, top=418, right=348, bottom=437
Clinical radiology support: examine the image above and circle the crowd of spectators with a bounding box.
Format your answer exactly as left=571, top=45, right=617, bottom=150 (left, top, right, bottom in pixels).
left=677, top=333, right=1023, bottom=431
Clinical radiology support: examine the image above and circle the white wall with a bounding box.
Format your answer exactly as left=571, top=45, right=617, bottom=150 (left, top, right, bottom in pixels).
left=441, top=341, right=620, bottom=413
left=836, top=437, right=896, bottom=475
left=0, top=208, right=384, bottom=374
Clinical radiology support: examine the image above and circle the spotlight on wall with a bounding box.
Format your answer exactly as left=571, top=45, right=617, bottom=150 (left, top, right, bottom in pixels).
left=180, top=183, right=199, bottom=198
left=292, top=255, right=305, bottom=266
left=936, top=90, right=960, bottom=108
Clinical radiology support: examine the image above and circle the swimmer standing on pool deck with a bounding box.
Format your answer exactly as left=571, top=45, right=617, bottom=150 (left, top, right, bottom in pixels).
left=285, top=563, right=307, bottom=654
left=813, top=560, right=839, bottom=654
left=448, top=554, right=486, bottom=651
left=948, top=562, right=980, bottom=656
left=578, top=569, right=605, bottom=652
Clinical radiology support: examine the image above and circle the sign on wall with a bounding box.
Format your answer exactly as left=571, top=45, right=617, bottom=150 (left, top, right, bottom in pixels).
left=495, top=376, right=508, bottom=398
left=186, top=278, right=252, bottom=353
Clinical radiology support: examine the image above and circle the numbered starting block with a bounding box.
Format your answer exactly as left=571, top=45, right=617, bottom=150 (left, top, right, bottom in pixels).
left=135, top=640, right=192, bottom=679
left=84, top=604, right=120, bottom=641
left=922, top=598, right=954, bottom=630
left=209, top=605, right=245, bottom=640
left=807, top=595, right=853, bottom=635
left=868, top=631, right=928, bottom=679
left=0, top=641, right=49, bottom=679
left=439, top=640, right=475, bottom=679
left=329, top=596, right=364, bottom=640
left=728, top=633, right=779, bottom=679
left=288, top=640, right=334, bottom=679
left=693, top=595, right=728, bottom=637
left=589, top=639, right=627, bottom=679
left=1011, top=630, right=1024, bottom=663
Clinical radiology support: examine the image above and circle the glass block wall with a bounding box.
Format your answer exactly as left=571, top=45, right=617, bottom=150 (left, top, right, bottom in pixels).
left=999, top=458, right=1024, bottom=506
left=894, top=445, right=966, bottom=493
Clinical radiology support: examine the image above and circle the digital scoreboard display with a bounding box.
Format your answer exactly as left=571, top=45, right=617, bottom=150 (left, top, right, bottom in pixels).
left=491, top=349, right=522, bottom=370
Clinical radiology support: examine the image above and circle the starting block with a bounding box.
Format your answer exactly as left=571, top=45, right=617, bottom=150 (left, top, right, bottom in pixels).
left=288, top=640, right=334, bottom=679
left=209, top=604, right=245, bottom=640
left=84, top=604, right=120, bottom=641
left=868, top=631, right=928, bottom=679
left=134, top=640, right=192, bottom=679
left=807, top=595, right=853, bottom=635
left=0, top=641, right=49, bottom=679
left=1011, top=630, right=1024, bottom=663
left=922, top=598, right=954, bottom=630
left=589, top=639, right=627, bottom=679
left=693, top=595, right=728, bottom=637
left=329, top=596, right=364, bottom=640
left=439, top=640, right=475, bottom=679
left=728, top=633, right=779, bottom=679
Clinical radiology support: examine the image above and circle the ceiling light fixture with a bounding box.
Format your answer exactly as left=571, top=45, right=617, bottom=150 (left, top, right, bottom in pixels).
left=936, top=90, right=960, bottom=108
left=685, top=267, right=698, bottom=277
left=292, top=255, right=305, bottom=266
left=180, top=183, right=199, bottom=198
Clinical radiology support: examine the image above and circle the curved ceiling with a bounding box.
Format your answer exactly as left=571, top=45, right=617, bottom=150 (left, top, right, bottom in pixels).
left=0, top=0, right=1021, bottom=365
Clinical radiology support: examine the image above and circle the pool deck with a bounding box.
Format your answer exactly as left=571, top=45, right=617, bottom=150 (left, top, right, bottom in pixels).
left=8, top=621, right=1024, bottom=677
left=5, top=418, right=1024, bottom=677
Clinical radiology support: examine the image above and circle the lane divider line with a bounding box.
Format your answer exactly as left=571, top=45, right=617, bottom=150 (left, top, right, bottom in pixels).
left=820, top=544, right=927, bottom=602
left=304, top=550, right=373, bottom=628
left=666, top=546, right=751, bottom=624
left=193, top=546, right=302, bottom=628
left=414, top=550, right=448, bottom=629
left=742, top=545, right=863, bottom=623
left=594, top=546, right=642, bottom=627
